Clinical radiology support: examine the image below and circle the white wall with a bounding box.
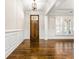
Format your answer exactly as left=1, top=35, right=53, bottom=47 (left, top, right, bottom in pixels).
left=24, top=12, right=74, bottom=39
left=5, top=0, right=24, bottom=30
left=24, top=11, right=45, bottom=39
left=48, top=16, right=56, bottom=38
left=39, top=14, right=45, bottom=39
left=5, top=30, right=24, bottom=58
left=5, top=0, right=17, bottom=29
left=5, top=0, right=25, bottom=58
left=23, top=12, right=30, bottom=39
left=16, top=0, right=24, bottom=29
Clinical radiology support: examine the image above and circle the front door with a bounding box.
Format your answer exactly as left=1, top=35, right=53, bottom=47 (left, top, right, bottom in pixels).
left=30, top=15, right=39, bottom=47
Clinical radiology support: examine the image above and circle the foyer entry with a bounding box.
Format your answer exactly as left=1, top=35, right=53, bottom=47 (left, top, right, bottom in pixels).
left=30, top=15, right=39, bottom=48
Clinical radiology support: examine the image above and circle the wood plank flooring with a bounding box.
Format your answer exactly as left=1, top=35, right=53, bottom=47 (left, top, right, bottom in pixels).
left=7, top=39, right=74, bottom=59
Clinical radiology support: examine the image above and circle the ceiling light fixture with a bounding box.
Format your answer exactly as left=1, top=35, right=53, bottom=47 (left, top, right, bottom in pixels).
left=32, top=0, right=37, bottom=11
left=31, top=0, right=38, bottom=15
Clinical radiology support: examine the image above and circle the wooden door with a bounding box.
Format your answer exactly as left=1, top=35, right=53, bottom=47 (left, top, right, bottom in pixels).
left=30, top=15, right=39, bottom=47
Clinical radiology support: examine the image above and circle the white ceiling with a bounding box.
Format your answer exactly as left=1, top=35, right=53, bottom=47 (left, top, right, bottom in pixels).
left=21, top=0, right=74, bottom=15
left=48, top=0, right=74, bottom=15
left=56, top=0, right=74, bottom=9
left=22, top=0, right=48, bottom=11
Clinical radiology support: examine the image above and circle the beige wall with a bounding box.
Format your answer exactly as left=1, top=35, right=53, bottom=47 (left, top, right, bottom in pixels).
left=5, top=0, right=25, bottom=57
left=16, top=0, right=24, bottom=29
left=5, top=0, right=24, bottom=30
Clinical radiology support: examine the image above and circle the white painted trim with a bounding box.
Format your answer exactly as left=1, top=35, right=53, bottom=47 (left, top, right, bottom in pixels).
left=48, top=36, right=74, bottom=39
left=5, top=39, right=24, bottom=58
left=45, top=0, right=65, bottom=15
left=45, top=16, right=48, bottom=40
left=45, top=0, right=57, bottom=15
left=5, top=29, right=24, bottom=33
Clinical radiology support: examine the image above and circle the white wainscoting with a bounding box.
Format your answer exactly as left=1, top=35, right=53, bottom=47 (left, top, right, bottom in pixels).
left=5, top=29, right=24, bottom=58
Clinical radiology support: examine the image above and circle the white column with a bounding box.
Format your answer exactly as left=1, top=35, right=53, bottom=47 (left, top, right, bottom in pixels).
left=45, top=16, right=48, bottom=40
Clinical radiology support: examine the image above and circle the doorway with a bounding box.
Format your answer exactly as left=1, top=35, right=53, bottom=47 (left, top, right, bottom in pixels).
left=30, top=15, right=39, bottom=48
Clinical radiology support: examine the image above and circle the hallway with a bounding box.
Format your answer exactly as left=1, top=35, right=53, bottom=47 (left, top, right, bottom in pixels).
left=7, top=39, right=73, bottom=59
left=5, top=0, right=74, bottom=59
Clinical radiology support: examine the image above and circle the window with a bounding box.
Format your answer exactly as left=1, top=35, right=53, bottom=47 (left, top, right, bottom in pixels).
left=56, top=16, right=63, bottom=35
left=55, top=16, right=73, bottom=35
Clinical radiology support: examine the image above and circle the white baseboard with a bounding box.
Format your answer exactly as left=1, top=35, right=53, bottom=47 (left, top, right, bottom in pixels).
left=5, top=39, right=24, bottom=58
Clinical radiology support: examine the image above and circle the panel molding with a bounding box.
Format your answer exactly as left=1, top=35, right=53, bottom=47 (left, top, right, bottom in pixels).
left=5, top=29, right=24, bottom=33
left=5, top=30, right=24, bottom=58
left=5, top=39, right=24, bottom=58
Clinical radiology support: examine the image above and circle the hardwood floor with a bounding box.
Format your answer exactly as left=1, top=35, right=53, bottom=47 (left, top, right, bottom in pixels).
left=7, top=39, right=74, bottom=59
